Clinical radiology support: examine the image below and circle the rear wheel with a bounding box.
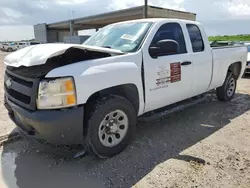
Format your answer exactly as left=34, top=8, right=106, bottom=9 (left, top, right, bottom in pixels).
left=85, top=95, right=136, bottom=158
left=216, top=73, right=237, bottom=101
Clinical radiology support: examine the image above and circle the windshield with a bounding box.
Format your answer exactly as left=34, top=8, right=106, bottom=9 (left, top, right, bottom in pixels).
left=247, top=45, right=250, bottom=52
left=83, top=22, right=153, bottom=52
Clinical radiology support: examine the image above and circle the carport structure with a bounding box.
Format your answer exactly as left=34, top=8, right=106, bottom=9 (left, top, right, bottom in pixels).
left=34, top=5, right=196, bottom=43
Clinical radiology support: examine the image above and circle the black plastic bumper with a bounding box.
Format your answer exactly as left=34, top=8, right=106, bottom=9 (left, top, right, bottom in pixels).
left=4, top=98, right=84, bottom=146
left=245, top=68, right=250, bottom=74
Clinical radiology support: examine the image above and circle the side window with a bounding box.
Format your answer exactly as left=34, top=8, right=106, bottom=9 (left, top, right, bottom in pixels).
left=150, top=23, right=187, bottom=55
left=186, top=24, right=204, bottom=52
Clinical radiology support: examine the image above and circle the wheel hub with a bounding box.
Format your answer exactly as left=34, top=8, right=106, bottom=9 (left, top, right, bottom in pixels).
left=227, top=77, right=236, bottom=97
left=98, top=110, right=129, bottom=147
left=106, top=119, right=119, bottom=134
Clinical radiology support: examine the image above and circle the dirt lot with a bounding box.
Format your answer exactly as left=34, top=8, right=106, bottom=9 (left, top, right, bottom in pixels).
left=0, top=51, right=249, bottom=188
left=0, top=52, right=16, bottom=137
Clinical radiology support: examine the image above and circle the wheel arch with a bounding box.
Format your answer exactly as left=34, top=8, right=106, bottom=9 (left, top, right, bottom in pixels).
left=7, top=47, right=13, bottom=52
left=227, top=61, right=242, bottom=79
left=85, top=84, right=140, bottom=115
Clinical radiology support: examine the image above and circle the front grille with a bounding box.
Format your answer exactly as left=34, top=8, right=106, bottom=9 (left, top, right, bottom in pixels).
left=5, top=87, right=31, bottom=104
left=4, top=69, right=40, bottom=110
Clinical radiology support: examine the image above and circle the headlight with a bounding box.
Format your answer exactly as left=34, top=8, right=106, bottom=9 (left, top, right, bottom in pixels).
left=37, top=77, right=76, bottom=109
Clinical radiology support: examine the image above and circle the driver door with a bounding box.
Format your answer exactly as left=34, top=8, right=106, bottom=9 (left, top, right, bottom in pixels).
left=143, top=22, right=194, bottom=112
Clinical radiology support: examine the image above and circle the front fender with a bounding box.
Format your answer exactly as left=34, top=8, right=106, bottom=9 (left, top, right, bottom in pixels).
left=46, top=60, right=145, bottom=115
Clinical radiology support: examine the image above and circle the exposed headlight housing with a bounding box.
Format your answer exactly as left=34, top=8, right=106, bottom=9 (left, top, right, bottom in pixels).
left=37, top=77, right=76, bottom=109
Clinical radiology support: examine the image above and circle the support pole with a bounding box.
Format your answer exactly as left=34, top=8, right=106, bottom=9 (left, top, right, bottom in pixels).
left=144, top=0, right=148, bottom=18
left=69, top=20, right=74, bottom=36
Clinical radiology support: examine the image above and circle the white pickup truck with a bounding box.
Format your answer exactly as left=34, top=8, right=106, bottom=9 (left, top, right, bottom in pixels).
left=244, top=44, right=250, bottom=75
left=3, top=19, right=247, bottom=158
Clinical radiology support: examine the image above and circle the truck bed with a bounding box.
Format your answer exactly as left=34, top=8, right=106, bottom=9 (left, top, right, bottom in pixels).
left=208, top=45, right=247, bottom=90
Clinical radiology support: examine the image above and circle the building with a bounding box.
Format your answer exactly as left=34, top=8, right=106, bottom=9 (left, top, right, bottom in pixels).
left=34, top=5, right=196, bottom=44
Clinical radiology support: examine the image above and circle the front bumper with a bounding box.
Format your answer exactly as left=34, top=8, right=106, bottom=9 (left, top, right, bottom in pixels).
left=4, top=98, right=84, bottom=146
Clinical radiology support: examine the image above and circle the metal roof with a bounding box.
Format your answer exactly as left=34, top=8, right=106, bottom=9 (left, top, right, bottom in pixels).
left=45, top=5, right=196, bottom=30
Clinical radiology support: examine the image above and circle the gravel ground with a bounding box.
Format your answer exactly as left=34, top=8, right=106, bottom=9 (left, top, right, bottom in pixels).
left=0, top=51, right=249, bottom=188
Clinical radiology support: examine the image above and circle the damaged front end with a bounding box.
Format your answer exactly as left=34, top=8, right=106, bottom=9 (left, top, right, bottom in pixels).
left=3, top=44, right=124, bottom=153
left=5, top=44, right=123, bottom=78
left=4, top=43, right=123, bottom=111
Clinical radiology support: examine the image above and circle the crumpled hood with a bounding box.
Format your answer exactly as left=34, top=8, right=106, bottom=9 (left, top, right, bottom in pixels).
left=3, top=43, right=123, bottom=67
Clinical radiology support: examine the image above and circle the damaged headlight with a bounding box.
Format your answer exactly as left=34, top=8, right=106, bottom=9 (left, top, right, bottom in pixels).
left=37, top=77, right=76, bottom=109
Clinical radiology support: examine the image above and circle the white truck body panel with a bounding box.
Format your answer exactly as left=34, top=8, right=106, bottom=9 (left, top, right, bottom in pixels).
left=246, top=44, right=250, bottom=71
left=3, top=18, right=247, bottom=116
left=209, top=46, right=247, bottom=90
left=245, top=45, right=250, bottom=71
left=141, top=20, right=215, bottom=111
left=46, top=51, right=146, bottom=115
left=247, top=52, right=250, bottom=69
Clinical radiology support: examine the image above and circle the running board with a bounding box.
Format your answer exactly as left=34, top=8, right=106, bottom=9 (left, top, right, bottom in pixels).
left=139, top=95, right=208, bottom=122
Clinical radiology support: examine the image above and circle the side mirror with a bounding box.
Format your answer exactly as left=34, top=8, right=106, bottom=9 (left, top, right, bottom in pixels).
left=149, top=39, right=179, bottom=58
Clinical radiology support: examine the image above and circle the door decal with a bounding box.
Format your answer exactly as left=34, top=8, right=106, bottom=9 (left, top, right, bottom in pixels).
left=156, top=65, right=170, bottom=86
left=170, top=62, right=181, bottom=83
left=150, top=63, right=182, bottom=91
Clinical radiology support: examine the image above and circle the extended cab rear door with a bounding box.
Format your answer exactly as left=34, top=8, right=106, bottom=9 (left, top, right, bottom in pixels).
left=142, top=22, right=194, bottom=112
left=185, top=24, right=213, bottom=97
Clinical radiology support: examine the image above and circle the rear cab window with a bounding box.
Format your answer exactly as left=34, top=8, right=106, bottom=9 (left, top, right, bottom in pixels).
left=150, top=22, right=187, bottom=56
left=186, top=24, right=205, bottom=52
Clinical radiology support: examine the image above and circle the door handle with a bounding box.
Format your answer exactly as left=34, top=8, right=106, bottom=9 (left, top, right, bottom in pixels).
left=181, top=61, right=192, bottom=66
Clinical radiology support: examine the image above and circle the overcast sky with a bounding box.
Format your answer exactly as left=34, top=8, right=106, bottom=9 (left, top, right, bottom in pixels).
left=0, top=0, right=250, bottom=41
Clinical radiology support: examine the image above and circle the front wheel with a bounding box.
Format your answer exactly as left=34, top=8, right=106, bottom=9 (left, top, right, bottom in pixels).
left=7, top=48, right=13, bottom=52
left=216, top=73, right=237, bottom=101
left=85, top=95, right=136, bottom=158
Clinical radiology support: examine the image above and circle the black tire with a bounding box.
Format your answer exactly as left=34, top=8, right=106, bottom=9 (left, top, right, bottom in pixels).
left=7, top=48, right=12, bottom=52
left=216, top=73, right=237, bottom=101
left=85, top=95, right=136, bottom=158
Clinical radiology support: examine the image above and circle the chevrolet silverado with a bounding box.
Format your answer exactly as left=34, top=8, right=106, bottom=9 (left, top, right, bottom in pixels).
left=3, top=19, right=247, bottom=158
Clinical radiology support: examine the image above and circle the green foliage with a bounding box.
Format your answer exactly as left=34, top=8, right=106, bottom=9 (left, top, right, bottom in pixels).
left=209, top=35, right=250, bottom=42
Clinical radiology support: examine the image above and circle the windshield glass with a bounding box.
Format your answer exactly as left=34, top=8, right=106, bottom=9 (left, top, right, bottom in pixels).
left=83, top=22, right=153, bottom=52
left=247, top=45, right=250, bottom=52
